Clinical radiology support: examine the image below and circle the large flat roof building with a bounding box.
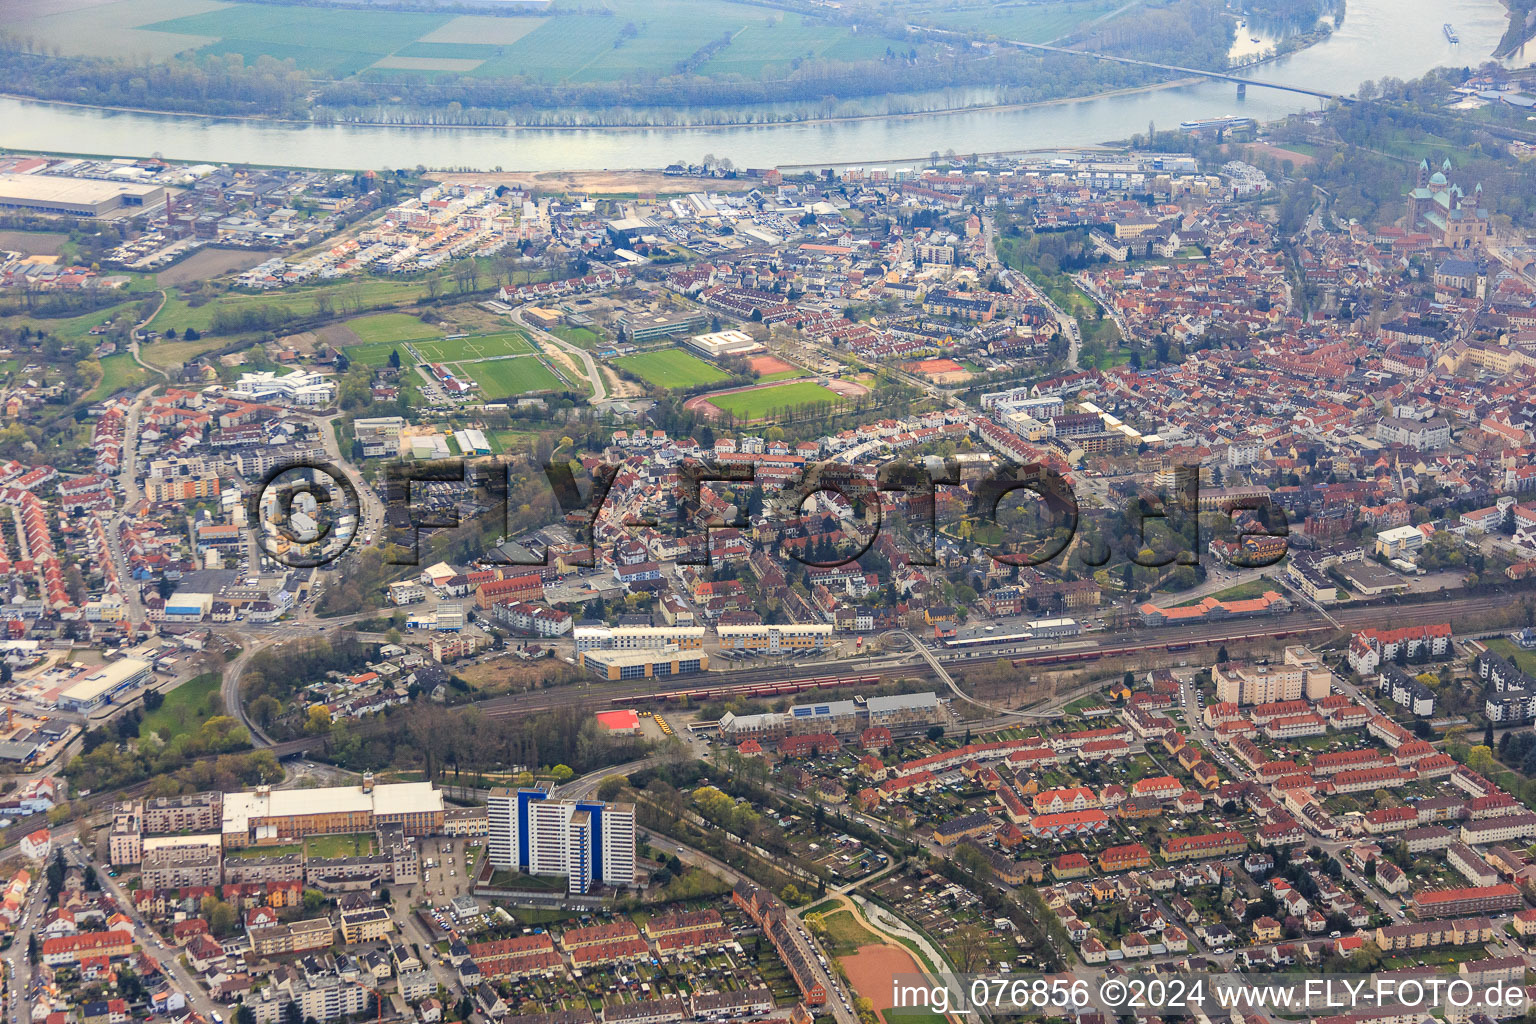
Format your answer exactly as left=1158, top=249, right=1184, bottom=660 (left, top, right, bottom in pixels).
left=56, top=657, right=152, bottom=713
left=0, top=173, right=166, bottom=217
left=686, top=329, right=764, bottom=359
left=222, top=779, right=444, bottom=847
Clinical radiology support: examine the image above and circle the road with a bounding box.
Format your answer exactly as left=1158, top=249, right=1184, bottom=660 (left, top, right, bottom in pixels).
left=310, top=409, right=387, bottom=555
left=1073, top=271, right=1133, bottom=352
left=65, top=843, right=225, bottom=1020
left=513, top=306, right=608, bottom=402
left=918, top=25, right=1341, bottom=100
left=639, top=827, right=858, bottom=1024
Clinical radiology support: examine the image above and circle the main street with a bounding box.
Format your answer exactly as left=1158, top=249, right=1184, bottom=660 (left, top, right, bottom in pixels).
left=66, top=843, right=226, bottom=1021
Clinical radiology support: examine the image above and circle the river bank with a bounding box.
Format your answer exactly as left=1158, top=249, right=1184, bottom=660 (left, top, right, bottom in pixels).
left=0, top=0, right=1512, bottom=172
left=0, top=75, right=1220, bottom=138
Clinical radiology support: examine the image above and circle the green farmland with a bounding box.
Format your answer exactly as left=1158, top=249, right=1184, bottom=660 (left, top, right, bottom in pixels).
left=615, top=349, right=728, bottom=389
left=10, top=0, right=916, bottom=84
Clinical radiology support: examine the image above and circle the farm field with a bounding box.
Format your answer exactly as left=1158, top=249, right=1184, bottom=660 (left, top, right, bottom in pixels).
left=7, top=0, right=913, bottom=84
left=155, top=248, right=272, bottom=287
left=146, top=4, right=447, bottom=75
left=700, top=11, right=891, bottom=76
left=466, top=356, right=564, bottom=399
left=0, top=0, right=225, bottom=59
left=616, top=348, right=728, bottom=389
left=908, top=0, right=1122, bottom=43
left=707, top=380, right=841, bottom=419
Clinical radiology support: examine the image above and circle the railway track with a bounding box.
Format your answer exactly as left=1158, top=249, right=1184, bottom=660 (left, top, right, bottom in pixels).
left=265, top=589, right=1527, bottom=733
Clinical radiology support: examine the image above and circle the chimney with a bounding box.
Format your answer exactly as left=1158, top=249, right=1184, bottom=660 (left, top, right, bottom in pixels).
left=362, top=772, right=375, bottom=794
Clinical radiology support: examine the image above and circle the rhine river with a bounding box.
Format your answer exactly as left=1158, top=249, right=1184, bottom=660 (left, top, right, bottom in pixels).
left=0, top=0, right=1518, bottom=171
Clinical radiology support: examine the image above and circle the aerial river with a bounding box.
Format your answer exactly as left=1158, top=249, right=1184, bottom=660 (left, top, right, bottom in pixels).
left=0, top=0, right=1518, bottom=171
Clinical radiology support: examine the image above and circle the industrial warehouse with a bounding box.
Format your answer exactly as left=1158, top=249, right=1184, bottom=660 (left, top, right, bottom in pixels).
left=0, top=172, right=167, bottom=217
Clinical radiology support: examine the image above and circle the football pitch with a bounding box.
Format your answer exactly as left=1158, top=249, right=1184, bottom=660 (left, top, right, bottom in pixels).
left=416, top=331, right=533, bottom=363
left=464, top=356, right=564, bottom=399
left=615, top=349, right=728, bottom=389
left=707, top=381, right=842, bottom=420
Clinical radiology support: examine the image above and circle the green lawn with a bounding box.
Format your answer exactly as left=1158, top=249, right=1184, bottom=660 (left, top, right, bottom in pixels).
left=1486, top=638, right=1536, bottom=677
left=348, top=312, right=444, bottom=345
left=138, top=672, right=222, bottom=744
left=1174, top=579, right=1272, bottom=607
left=817, top=909, right=880, bottom=954
left=552, top=326, right=602, bottom=349
left=1, top=302, right=142, bottom=346
left=467, top=356, right=564, bottom=399
left=338, top=340, right=406, bottom=368
left=416, top=331, right=532, bottom=362
left=706, top=381, right=842, bottom=420
left=304, top=832, right=378, bottom=858
left=227, top=843, right=303, bottom=859
left=489, top=429, right=537, bottom=454
left=150, top=278, right=446, bottom=336
left=487, top=869, right=568, bottom=891
left=87, top=352, right=148, bottom=403
left=140, top=334, right=229, bottom=369
left=615, top=349, right=728, bottom=389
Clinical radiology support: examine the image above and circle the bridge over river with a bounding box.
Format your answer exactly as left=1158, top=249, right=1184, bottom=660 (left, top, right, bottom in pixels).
left=920, top=25, right=1343, bottom=102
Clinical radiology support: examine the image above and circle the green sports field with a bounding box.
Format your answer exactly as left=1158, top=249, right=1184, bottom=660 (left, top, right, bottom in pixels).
left=347, top=312, right=444, bottom=345
left=416, top=331, right=533, bottom=363
left=466, top=356, right=564, bottom=399
left=707, top=381, right=842, bottom=420
left=337, top=341, right=403, bottom=368
left=616, top=349, right=728, bottom=389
